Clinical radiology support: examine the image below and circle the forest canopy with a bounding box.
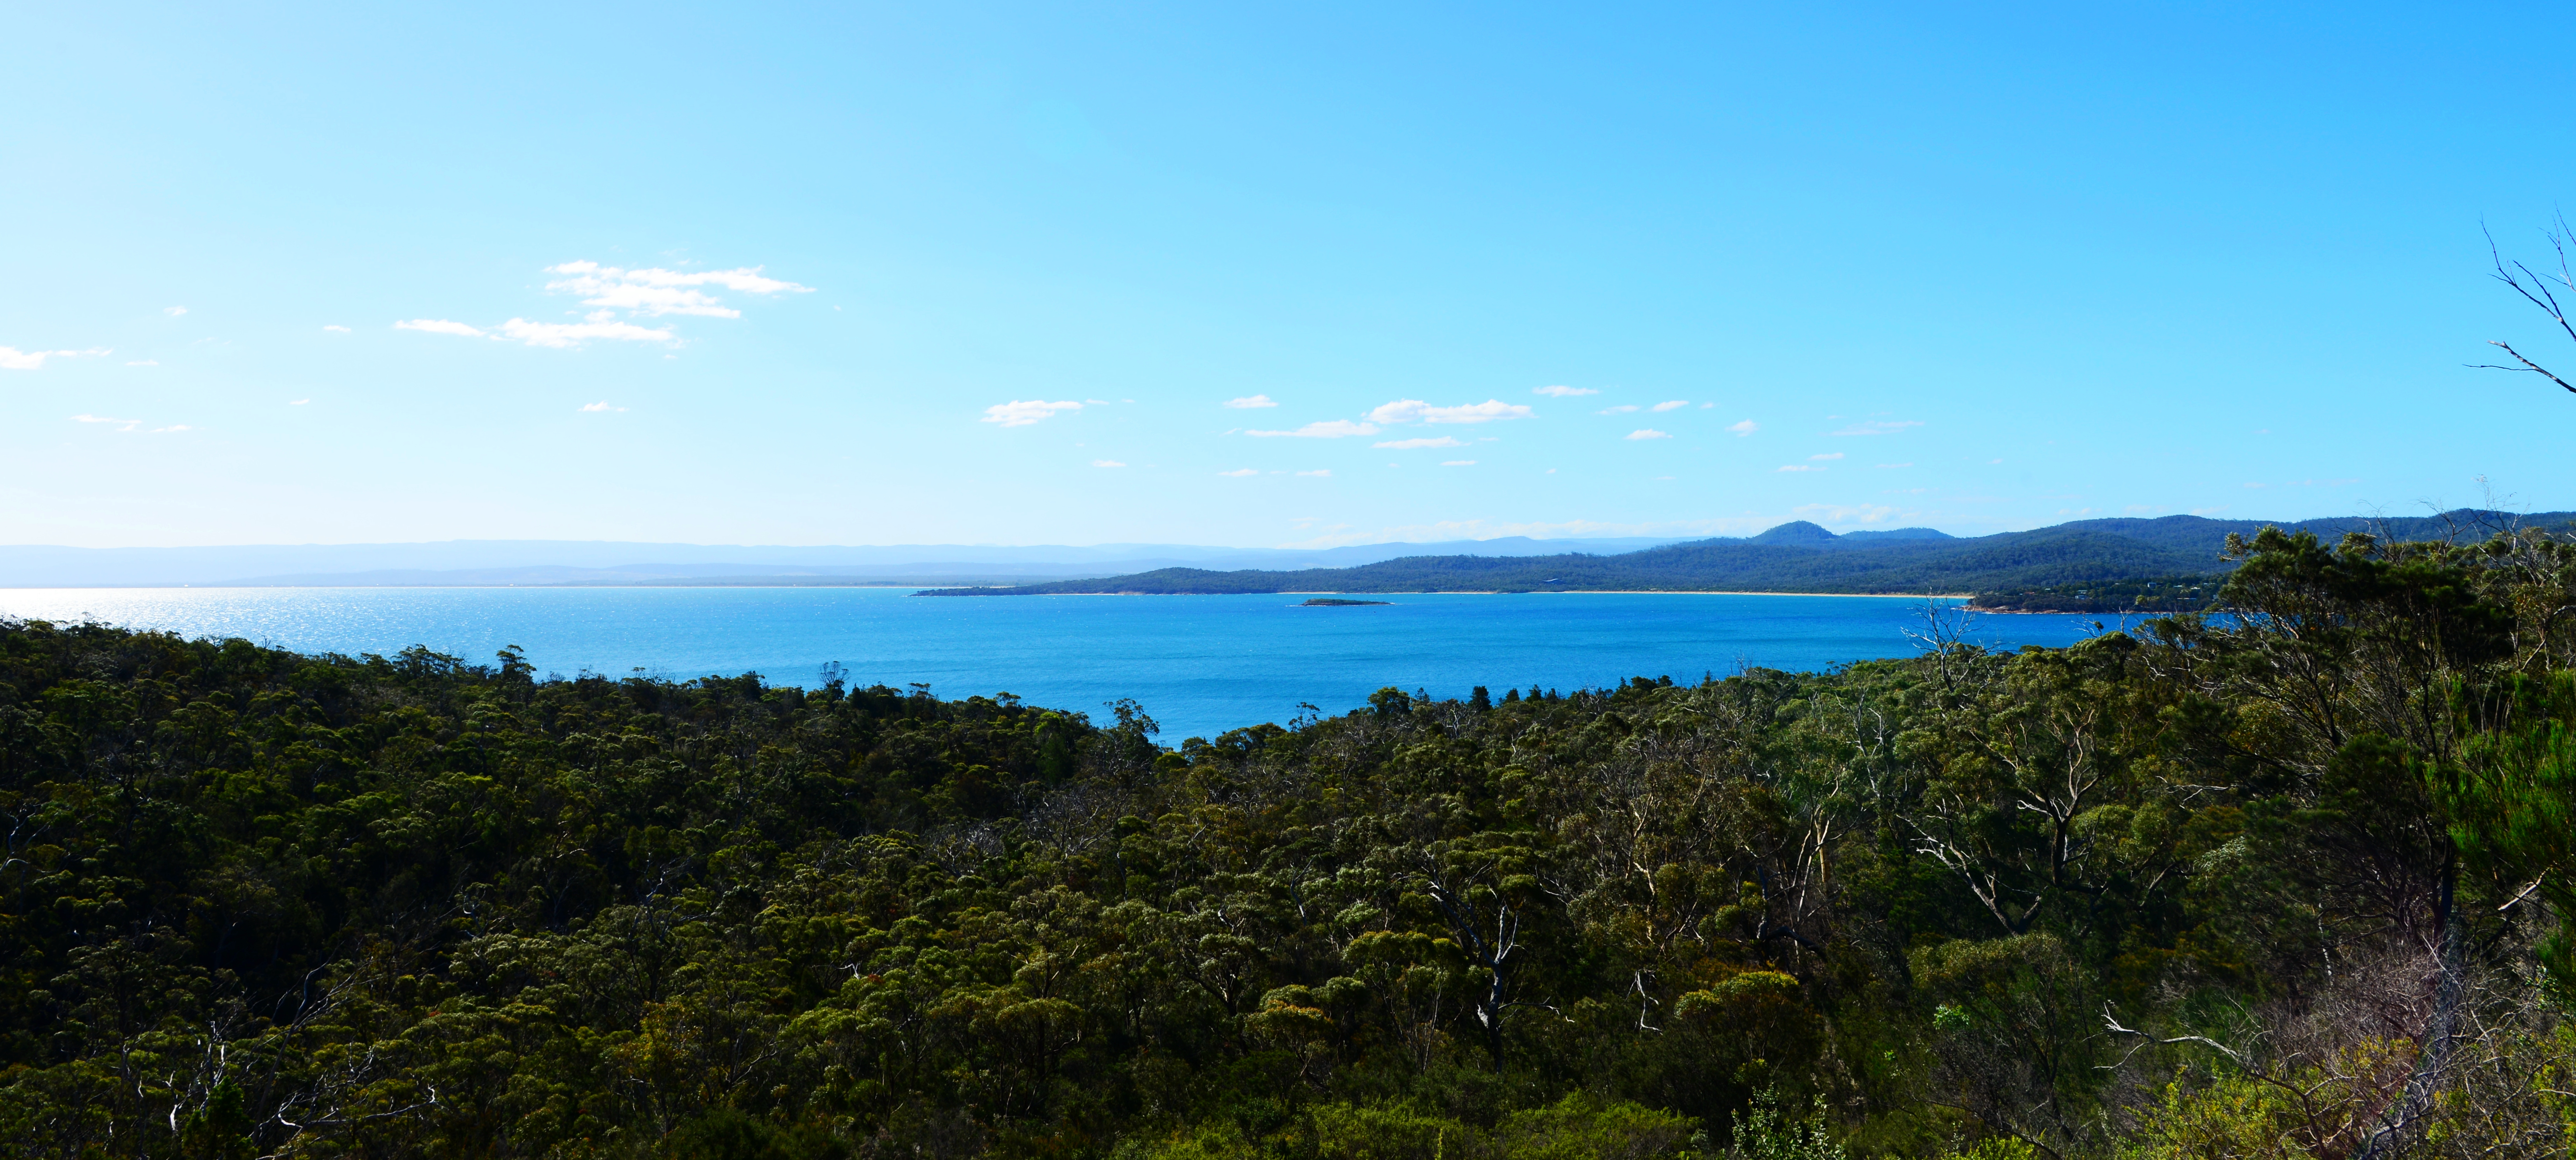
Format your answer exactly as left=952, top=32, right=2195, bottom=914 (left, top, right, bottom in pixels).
left=8, top=523, right=2576, bottom=1158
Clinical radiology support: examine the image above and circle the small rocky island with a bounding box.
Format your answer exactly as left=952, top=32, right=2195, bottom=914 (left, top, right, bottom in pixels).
left=1297, top=597, right=1393, bottom=606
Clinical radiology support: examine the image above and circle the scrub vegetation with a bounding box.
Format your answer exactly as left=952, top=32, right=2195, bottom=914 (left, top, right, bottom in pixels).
left=8, top=525, right=2576, bottom=1158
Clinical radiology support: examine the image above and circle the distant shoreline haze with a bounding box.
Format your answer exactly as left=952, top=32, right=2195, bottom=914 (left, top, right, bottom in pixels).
left=7, top=510, right=2558, bottom=591
left=0, top=535, right=1697, bottom=588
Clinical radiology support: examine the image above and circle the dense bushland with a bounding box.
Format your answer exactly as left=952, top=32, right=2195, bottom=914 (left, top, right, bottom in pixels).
left=8, top=526, right=2576, bottom=1159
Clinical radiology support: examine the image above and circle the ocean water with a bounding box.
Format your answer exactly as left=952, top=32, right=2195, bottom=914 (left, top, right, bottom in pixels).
left=0, top=587, right=2110, bottom=740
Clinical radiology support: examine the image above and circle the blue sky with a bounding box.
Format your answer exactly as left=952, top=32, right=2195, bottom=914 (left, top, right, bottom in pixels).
left=6, top=2, right=2575, bottom=549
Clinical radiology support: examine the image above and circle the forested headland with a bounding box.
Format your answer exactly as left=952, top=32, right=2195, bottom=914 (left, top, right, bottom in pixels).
left=917, top=510, right=2570, bottom=598
left=8, top=525, right=2576, bottom=1159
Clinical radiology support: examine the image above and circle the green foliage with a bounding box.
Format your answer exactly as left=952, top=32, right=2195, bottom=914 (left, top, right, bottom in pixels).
left=9, top=521, right=2576, bottom=1158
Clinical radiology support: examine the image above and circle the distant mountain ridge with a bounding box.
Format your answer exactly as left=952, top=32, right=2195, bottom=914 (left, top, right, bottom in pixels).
left=918, top=510, right=2575, bottom=597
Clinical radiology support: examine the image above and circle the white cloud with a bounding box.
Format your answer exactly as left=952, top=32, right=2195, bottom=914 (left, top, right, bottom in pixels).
left=1596, top=405, right=1639, bottom=415
left=1440, top=460, right=1477, bottom=467
left=1727, top=420, right=1758, bottom=436
left=1777, top=464, right=1818, bottom=472
left=498, top=318, right=676, bottom=347
left=580, top=401, right=627, bottom=412
left=543, top=261, right=813, bottom=318
left=71, top=413, right=141, bottom=430
left=1093, top=459, right=1127, bottom=468
left=1086, top=398, right=1111, bottom=405
left=1625, top=429, right=1671, bottom=441
left=290, top=398, right=310, bottom=405
left=2190, top=505, right=2231, bottom=516
left=1533, top=385, right=1597, bottom=397
left=1650, top=400, right=1689, bottom=412
left=126, top=359, right=158, bottom=366
left=1273, top=514, right=1776, bottom=549
left=982, top=399, right=1084, bottom=427
left=2, top=346, right=110, bottom=370
left=1875, top=462, right=1913, bottom=469
left=1829, top=419, right=1925, bottom=436
left=395, top=318, right=486, bottom=338
left=1247, top=420, right=1379, bottom=438
left=1367, top=398, right=1532, bottom=425
left=149, top=425, right=191, bottom=434
left=1223, top=394, right=1279, bottom=408
left=164, top=306, right=187, bottom=316
left=323, top=325, right=351, bottom=332
left=1373, top=436, right=1468, bottom=449
left=1809, top=452, right=1844, bottom=461
left=1700, top=402, right=1714, bottom=409
left=1218, top=468, right=1259, bottom=477
left=1792, top=503, right=1902, bottom=526
left=1296, top=469, right=1332, bottom=477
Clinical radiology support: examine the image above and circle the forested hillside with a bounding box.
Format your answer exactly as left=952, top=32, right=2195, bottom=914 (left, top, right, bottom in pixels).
left=920, top=510, right=2575, bottom=597
left=7, top=526, right=2576, bottom=1158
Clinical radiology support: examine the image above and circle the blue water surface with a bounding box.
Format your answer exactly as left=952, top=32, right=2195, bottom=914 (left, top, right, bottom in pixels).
left=0, top=588, right=2111, bottom=740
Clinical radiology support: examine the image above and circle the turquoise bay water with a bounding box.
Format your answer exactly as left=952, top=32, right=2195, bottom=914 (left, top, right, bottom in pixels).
left=0, top=588, right=2107, bottom=740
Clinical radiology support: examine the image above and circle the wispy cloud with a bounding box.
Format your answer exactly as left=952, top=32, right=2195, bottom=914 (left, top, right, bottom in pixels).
left=1597, top=404, right=1639, bottom=415
left=1274, top=515, right=1777, bottom=549
left=1650, top=400, right=1689, bottom=412
left=69, top=413, right=189, bottom=434
left=579, top=401, right=627, bottom=412
left=290, top=398, right=310, bottom=405
left=1625, top=429, right=1671, bottom=441
left=323, top=325, right=351, bottom=332
left=395, top=318, right=486, bottom=338
left=1875, top=462, right=1913, bottom=469
left=1533, top=384, right=1597, bottom=397
left=1296, top=469, right=1332, bottom=477
left=1727, top=420, right=1758, bottom=436
left=499, top=318, right=676, bottom=347
left=1218, top=468, right=1259, bottom=477
left=164, top=306, right=187, bottom=316
left=1809, top=452, right=1844, bottom=461
left=1440, top=460, right=1477, bottom=467
left=1829, top=419, right=1924, bottom=436
left=2, top=346, right=111, bottom=370
left=1223, top=394, right=1279, bottom=409
left=1792, top=503, right=1901, bottom=526
left=982, top=400, right=1084, bottom=427
left=1093, top=459, right=1127, bottom=468
left=1777, top=464, right=1818, bottom=472
left=1373, top=436, right=1468, bottom=449
left=543, top=261, right=812, bottom=318
left=1248, top=420, right=1378, bottom=438
left=1367, top=399, right=1532, bottom=425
